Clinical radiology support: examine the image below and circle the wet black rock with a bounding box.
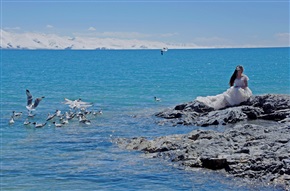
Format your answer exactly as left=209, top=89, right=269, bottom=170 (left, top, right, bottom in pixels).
left=116, top=94, right=290, bottom=190
left=155, top=94, right=290, bottom=126
left=117, top=123, right=290, bottom=190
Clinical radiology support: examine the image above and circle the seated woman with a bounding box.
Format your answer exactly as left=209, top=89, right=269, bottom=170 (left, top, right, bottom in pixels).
left=195, top=65, right=252, bottom=110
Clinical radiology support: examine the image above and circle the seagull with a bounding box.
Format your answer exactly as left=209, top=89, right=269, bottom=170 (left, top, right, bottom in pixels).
left=65, top=112, right=75, bottom=120
left=154, top=96, right=161, bottom=102
left=76, top=98, right=92, bottom=106
left=28, top=112, right=36, bottom=117
left=52, top=121, right=63, bottom=128
left=26, top=89, right=45, bottom=111
left=23, top=119, right=31, bottom=125
left=92, top=109, right=103, bottom=116
left=46, top=113, right=56, bottom=121
left=9, top=116, right=15, bottom=124
left=12, top=111, right=22, bottom=117
left=60, top=117, right=69, bottom=124
left=81, top=108, right=91, bottom=115
left=78, top=114, right=91, bottom=125
left=32, top=122, right=47, bottom=128
left=63, top=98, right=93, bottom=110
left=55, top=110, right=62, bottom=117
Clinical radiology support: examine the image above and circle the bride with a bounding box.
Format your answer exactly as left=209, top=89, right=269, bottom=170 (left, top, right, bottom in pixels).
left=196, top=65, right=252, bottom=110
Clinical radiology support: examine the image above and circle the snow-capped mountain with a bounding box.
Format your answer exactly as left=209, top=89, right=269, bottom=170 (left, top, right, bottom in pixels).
left=0, top=29, right=197, bottom=50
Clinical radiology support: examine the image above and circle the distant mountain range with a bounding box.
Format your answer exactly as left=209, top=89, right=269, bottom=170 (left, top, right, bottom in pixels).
left=0, top=29, right=197, bottom=50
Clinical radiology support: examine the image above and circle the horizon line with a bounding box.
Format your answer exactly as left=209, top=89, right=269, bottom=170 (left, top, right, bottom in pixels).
left=1, top=46, right=289, bottom=50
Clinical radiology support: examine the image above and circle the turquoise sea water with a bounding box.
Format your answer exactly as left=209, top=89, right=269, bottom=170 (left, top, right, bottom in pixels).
left=1, top=48, right=289, bottom=191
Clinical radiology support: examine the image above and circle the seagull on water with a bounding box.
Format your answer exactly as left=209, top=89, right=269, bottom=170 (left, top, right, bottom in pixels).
left=65, top=112, right=75, bottom=120
left=32, top=122, right=47, bottom=128
left=12, top=111, right=22, bottom=117
left=92, top=109, right=103, bottom=116
left=78, top=114, right=91, bottom=125
left=60, top=117, right=69, bottom=124
left=26, top=89, right=45, bottom=112
left=52, top=121, right=63, bottom=128
left=23, top=119, right=31, bottom=125
left=154, top=96, right=161, bottom=102
left=28, top=112, right=36, bottom=117
left=55, top=109, right=62, bottom=117
left=9, top=116, right=15, bottom=124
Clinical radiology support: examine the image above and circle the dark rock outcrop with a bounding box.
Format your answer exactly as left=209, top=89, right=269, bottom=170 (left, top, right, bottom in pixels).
left=155, top=94, right=290, bottom=126
left=116, top=94, right=290, bottom=190
left=117, top=123, right=290, bottom=190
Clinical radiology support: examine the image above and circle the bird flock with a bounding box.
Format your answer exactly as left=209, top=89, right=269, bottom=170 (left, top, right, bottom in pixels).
left=8, top=89, right=162, bottom=128
left=8, top=89, right=103, bottom=128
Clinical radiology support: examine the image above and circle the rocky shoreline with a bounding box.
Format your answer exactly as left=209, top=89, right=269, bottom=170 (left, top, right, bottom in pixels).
left=117, top=94, right=290, bottom=190
left=155, top=94, right=290, bottom=126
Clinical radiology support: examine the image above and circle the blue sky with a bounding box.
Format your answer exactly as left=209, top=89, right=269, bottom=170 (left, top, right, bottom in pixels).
left=1, top=0, right=289, bottom=47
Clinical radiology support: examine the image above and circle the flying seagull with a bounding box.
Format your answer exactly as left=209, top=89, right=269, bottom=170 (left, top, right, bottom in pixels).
left=46, top=113, right=56, bottom=121
left=26, top=89, right=45, bottom=111
left=63, top=98, right=93, bottom=110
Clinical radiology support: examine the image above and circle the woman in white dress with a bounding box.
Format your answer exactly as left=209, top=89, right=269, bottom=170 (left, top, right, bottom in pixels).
left=196, top=65, right=252, bottom=110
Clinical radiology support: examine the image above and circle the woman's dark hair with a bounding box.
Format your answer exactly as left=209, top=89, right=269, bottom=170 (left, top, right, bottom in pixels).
left=229, top=65, right=243, bottom=86
left=229, top=70, right=238, bottom=86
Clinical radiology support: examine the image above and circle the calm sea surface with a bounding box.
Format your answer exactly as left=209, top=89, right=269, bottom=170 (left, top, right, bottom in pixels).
left=1, top=48, right=289, bottom=190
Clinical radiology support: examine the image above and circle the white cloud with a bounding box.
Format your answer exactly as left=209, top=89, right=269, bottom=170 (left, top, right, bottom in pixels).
left=4, top=27, right=21, bottom=31
left=275, top=33, right=290, bottom=40
left=88, top=27, right=96, bottom=31
left=46, top=25, right=54, bottom=28
left=274, top=33, right=290, bottom=47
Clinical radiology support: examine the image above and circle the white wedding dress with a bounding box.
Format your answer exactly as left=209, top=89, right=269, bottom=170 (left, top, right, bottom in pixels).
left=196, top=75, right=252, bottom=110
